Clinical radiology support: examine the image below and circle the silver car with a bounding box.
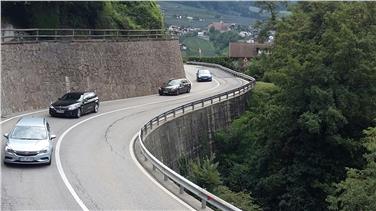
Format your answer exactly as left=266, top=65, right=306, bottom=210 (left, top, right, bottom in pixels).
left=3, top=117, right=56, bottom=165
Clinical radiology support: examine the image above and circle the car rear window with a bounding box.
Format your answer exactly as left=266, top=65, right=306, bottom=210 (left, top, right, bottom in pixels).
left=11, top=126, right=47, bottom=140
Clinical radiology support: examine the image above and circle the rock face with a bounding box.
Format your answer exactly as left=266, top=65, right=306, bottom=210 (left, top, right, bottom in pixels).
left=1, top=40, right=184, bottom=116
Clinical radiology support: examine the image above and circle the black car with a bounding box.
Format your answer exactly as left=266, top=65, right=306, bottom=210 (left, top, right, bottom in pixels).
left=196, top=69, right=213, bottom=82
left=159, top=79, right=191, bottom=95
left=49, top=91, right=99, bottom=118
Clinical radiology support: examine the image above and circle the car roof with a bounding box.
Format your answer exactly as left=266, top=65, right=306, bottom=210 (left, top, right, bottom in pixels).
left=16, top=117, right=46, bottom=127
left=65, top=91, right=85, bottom=95
left=65, top=91, right=95, bottom=95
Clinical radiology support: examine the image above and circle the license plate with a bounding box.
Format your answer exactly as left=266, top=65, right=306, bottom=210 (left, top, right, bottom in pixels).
left=55, top=110, right=64, bottom=113
left=20, top=157, right=34, bottom=162
left=164, top=91, right=168, bottom=94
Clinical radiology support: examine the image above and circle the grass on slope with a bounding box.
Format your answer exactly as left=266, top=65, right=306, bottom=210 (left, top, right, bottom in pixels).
left=159, top=1, right=260, bottom=28
left=181, top=37, right=217, bottom=57
left=254, top=81, right=279, bottom=93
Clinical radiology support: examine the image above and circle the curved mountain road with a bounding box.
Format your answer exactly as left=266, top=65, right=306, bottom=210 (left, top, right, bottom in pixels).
left=1, top=65, right=246, bottom=210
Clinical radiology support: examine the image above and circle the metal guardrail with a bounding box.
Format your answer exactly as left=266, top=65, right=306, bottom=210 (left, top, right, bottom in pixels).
left=134, top=62, right=256, bottom=210
left=1, top=28, right=177, bottom=44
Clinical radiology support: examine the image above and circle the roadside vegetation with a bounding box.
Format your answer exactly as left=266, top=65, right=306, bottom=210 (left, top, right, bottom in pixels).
left=1, top=1, right=163, bottom=29
left=187, top=2, right=376, bottom=210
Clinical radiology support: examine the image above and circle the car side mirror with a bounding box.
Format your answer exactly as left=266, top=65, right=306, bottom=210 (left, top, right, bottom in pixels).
left=3, top=133, right=9, bottom=139
left=50, top=135, right=57, bottom=140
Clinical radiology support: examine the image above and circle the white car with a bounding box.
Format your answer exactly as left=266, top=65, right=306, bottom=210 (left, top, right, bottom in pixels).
left=3, top=117, right=56, bottom=165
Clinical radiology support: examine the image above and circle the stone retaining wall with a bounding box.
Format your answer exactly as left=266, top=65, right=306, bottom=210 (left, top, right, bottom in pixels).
left=1, top=40, right=184, bottom=116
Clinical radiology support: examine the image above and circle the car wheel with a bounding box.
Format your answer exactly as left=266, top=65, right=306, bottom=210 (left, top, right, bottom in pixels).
left=94, top=103, right=99, bottom=113
left=187, top=88, right=191, bottom=93
left=176, top=89, right=180, bottom=95
left=76, top=108, right=81, bottom=118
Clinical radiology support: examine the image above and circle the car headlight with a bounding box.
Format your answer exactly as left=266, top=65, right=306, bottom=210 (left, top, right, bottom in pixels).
left=49, top=105, right=54, bottom=109
left=5, top=146, right=14, bottom=153
left=39, top=148, right=49, bottom=154
left=68, top=103, right=80, bottom=110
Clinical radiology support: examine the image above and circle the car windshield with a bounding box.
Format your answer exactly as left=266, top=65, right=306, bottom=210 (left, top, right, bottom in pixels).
left=199, top=70, right=211, bottom=74
left=61, top=93, right=82, bottom=101
left=167, top=80, right=180, bottom=86
left=10, top=126, right=47, bottom=140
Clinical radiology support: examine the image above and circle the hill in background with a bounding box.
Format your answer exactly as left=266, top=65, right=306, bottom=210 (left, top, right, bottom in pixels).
left=158, top=1, right=267, bottom=28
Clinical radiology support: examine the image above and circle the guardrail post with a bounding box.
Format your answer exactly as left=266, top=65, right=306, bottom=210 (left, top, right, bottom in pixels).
left=211, top=99, right=213, bottom=104
left=179, top=185, right=184, bottom=194
left=144, top=125, right=147, bottom=134
left=157, top=116, right=160, bottom=126
left=72, top=29, right=75, bottom=41
left=226, top=93, right=229, bottom=99
left=182, top=106, right=185, bottom=114
left=219, top=96, right=221, bottom=102
left=201, top=199, right=207, bottom=209
left=164, top=113, right=167, bottom=121
left=88, top=30, right=91, bottom=40
left=36, top=30, right=39, bottom=41
left=192, top=103, right=194, bottom=111
left=150, top=121, right=153, bottom=130
left=173, top=110, right=176, bottom=118
left=201, top=100, right=204, bottom=107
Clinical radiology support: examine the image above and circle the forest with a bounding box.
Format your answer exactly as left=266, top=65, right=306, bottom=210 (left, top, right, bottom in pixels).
left=187, top=2, right=376, bottom=210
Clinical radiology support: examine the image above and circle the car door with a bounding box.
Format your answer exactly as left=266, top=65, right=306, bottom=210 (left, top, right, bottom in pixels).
left=85, top=92, right=97, bottom=112
left=182, top=79, right=189, bottom=92
left=82, top=93, right=91, bottom=114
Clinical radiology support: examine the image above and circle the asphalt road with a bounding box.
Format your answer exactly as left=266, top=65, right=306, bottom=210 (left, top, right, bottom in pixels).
left=1, top=65, right=246, bottom=210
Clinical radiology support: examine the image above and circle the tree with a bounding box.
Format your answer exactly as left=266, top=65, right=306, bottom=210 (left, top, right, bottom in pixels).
left=327, top=126, right=376, bottom=211
left=1, top=1, right=163, bottom=29
left=254, top=1, right=287, bottom=43
left=215, top=2, right=376, bottom=210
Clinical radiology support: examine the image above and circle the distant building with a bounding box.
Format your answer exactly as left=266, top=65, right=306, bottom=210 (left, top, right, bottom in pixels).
left=208, top=21, right=231, bottom=32
left=239, top=31, right=251, bottom=38
left=228, top=42, right=272, bottom=59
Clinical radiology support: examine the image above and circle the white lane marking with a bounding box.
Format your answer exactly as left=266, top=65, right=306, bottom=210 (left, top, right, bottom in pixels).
left=0, top=67, right=196, bottom=125
left=1, top=109, right=47, bottom=124
left=129, top=133, right=195, bottom=211
left=55, top=94, right=220, bottom=210
left=2, top=65, right=228, bottom=209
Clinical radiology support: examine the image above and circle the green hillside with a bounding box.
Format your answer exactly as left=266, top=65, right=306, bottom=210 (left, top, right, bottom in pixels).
left=2, top=1, right=163, bottom=29
left=181, top=37, right=217, bottom=57
left=158, top=1, right=263, bottom=28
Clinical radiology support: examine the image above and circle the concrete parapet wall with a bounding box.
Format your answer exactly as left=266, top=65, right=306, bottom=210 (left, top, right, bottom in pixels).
left=1, top=40, right=184, bottom=116
left=144, top=92, right=249, bottom=171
